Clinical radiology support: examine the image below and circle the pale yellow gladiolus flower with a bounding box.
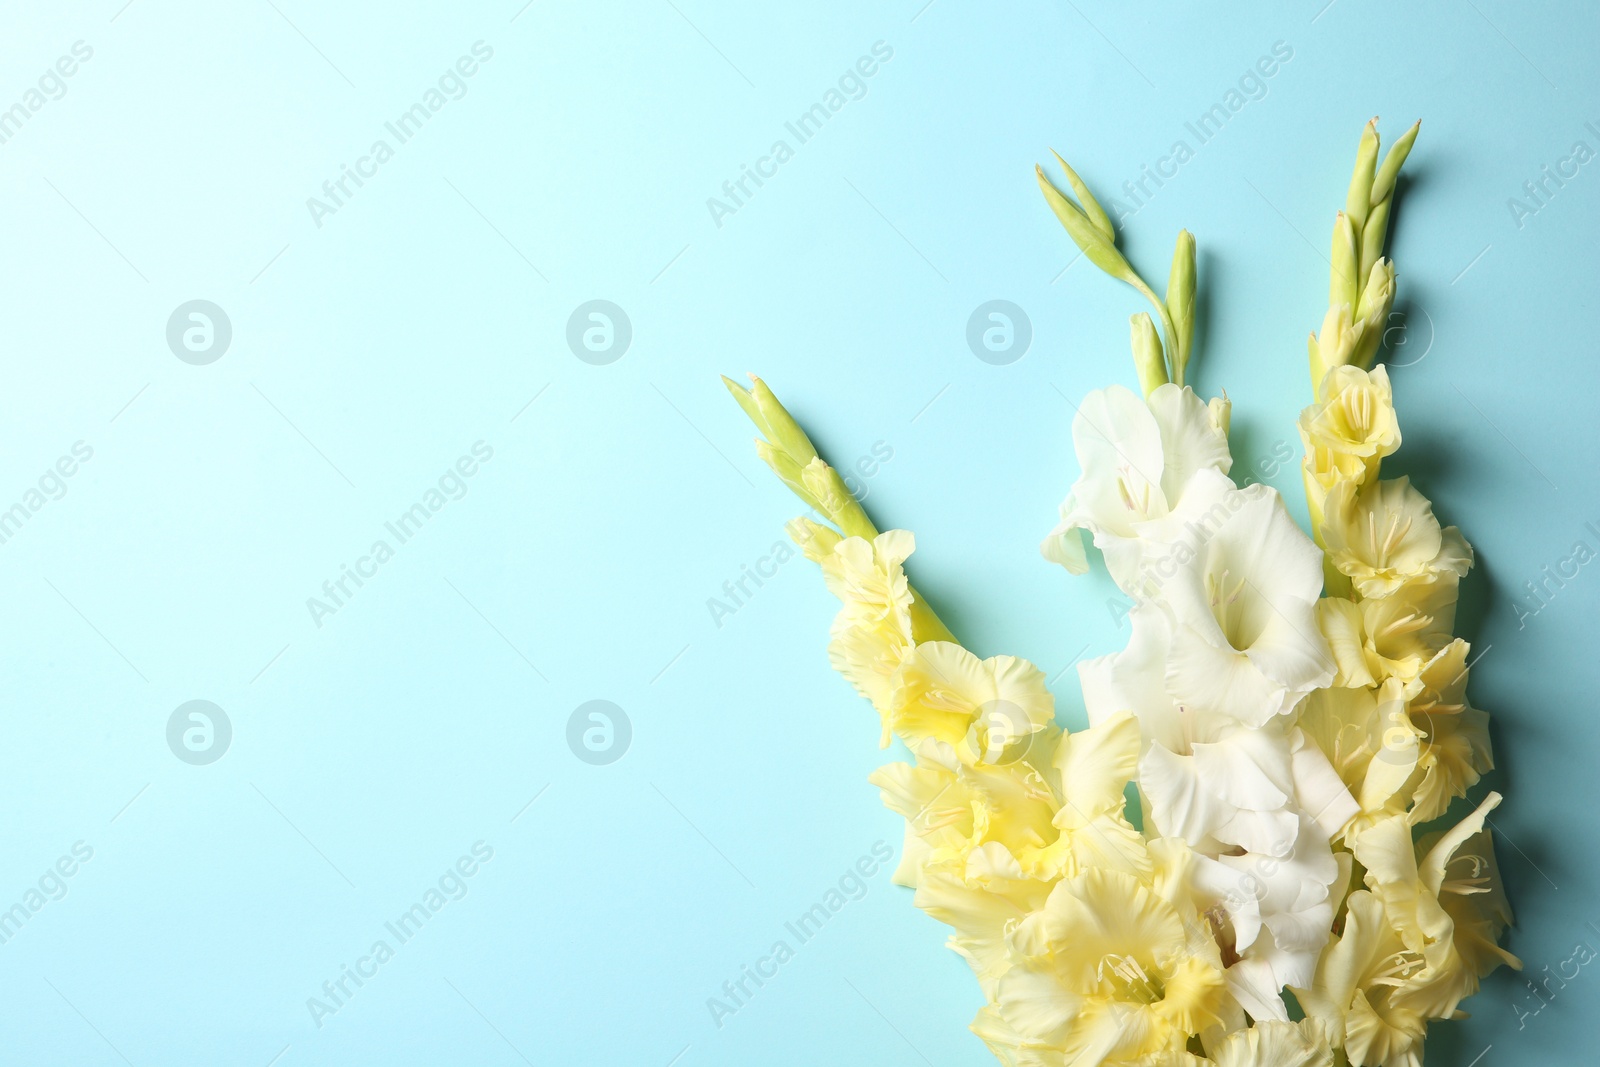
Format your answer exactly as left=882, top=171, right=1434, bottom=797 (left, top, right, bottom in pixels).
left=1317, top=581, right=1461, bottom=686
left=1298, top=364, right=1401, bottom=478
left=1308, top=258, right=1396, bottom=384
left=1299, top=451, right=1363, bottom=547
left=1403, top=641, right=1495, bottom=824
left=797, top=525, right=917, bottom=739
left=1357, top=586, right=1457, bottom=684
left=891, top=641, right=1058, bottom=766
left=1321, top=477, right=1472, bottom=598
left=1046, top=711, right=1151, bottom=879
left=1353, top=794, right=1514, bottom=1018
left=1406, top=638, right=1470, bottom=717
left=872, top=735, right=1063, bottom=996
left=1296, top=675, right=1420, bottom=839
left=986, top=841, right=1227, bottom=1067
left=1308, top=301, right=1364, bottom=387
left=1418, top=819, right=1520, bottom=984
left=1133, top=1018, right=1331, bottom=1067
left=1297, top=361, right=1400, bottom=559
left=1301, top=453, right=1364, bottom=547
left=871, top=711, right=1146, bottom=998
left=1298, top=633, right=1494, bottom=830
left=1297, top=890, right=1427, bottom=1067
left=1208, top=1019, right=1333, bottom=1067
left=1314, top=597, right=1377, bottom=688
left=871, top=736, right=1063, bottom=887
left=1300, top=793, right=1518, bottom=1066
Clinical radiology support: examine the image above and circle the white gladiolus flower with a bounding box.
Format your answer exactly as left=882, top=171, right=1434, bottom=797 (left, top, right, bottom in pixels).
left=1078, top=596, right=1356, bottom=850
left=1138, top=726, right=1356, bottom=857
left=1159, top=485, right=1336, bottom=726
left=1041, top=382, right=1233, bottom=593
left=1191, top=812, right=1354, bottom=1021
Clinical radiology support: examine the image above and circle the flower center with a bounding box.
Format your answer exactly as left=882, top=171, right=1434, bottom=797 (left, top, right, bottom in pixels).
left=1098, top=953, right=1165, bottom=1003
left=1336, top=388, right=1375, bottom=439
left=1204, top=567, right=1257, bottom=649
left=1372, top=608, right=1433, bottom=655
left=1116, top=466, right=1158, bottom=520
left=1369, top=948, right=1425, bottom=988
left=1364, top=507, right=1413, bottom=568
left=1441, top=853, right=1490, bottom=896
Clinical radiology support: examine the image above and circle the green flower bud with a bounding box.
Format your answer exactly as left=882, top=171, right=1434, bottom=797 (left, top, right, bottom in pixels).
left=1166, top=230, right=1196, bottom=387
left=1330, top=212, right=1360, bottom=311
left=756, top=439, right=825, bottom=513
left=1352, top=259, right=1396, bottom=369
left=800, top=457, right=876, bottom=540
left=1310, top=120, right=1420, bottom=393
left=1370, top=120, right=1420, bottom=213
left=1345, top=117, right=1380, bottom=232
left=1050, top=149, right=1116, bottom=240
left=1361, top=120, right=1419, bottom=280
left=1129, top=313, right=1169, bottom=397
left=1310, top=303, right=1360, bottom=386
left=1037, top=163, right=1137, bottom=286
left=1038, top=153, right=1188, bottom=384
left=1355, top=258, right=1396, bottom=323
left=721, top=375, right=769, bottom=438
left=749, top=376, right=818, bottom=467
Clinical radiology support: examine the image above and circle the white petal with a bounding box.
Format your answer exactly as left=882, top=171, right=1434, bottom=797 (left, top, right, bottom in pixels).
left=1288, top=728, right=1359, bottom=839
left=1214, top=806, right=1302, bottom=858
left=1160, top=487, right=1333, bottom=722
left=1138, top=743, right=1230, bottom=848
left=1067, top=385, right=1168, bottom=533
left=1073, top=385, right=1166, bottom=482
left=1192, top=727, right=1294, bottom=811
left=1225, top=955, right=1290, bottom=1022
left=1166, top=627, right=1284, bottom=727
left=1147, top=382, right=1233, bottom=502
left=1041, top=497, right=1090, bottom=574
left=1078, top=603, right=1190, bottom=751
left=1192, top=852, right=1265, bottom=951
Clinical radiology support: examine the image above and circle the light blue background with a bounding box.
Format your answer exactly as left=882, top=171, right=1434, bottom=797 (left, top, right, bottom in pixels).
left=0, top=1, right=1595, bottom=1064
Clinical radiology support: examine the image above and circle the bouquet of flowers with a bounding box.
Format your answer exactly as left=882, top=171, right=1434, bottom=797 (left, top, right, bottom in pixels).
left=725, top=120, right=1516, bottom=1067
